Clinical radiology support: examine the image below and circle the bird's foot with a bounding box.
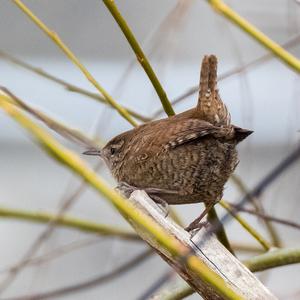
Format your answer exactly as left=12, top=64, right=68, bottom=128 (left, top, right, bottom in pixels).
left=185, top=202, right=215, bottom=235
left=149, top=195, right=169, bottom=217
left=185, top=220, right=209, bottom=237
left=116, top=182, right=170, bottom=216
left=115, top=182, right=138, bottom=197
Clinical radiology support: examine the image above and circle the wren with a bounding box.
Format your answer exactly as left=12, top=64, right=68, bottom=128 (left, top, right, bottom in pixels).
left=84, top=55, right=252, bottom=230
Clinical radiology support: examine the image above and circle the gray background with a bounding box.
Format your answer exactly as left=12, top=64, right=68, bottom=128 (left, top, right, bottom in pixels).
left=0, top=0, right=300, bottom=299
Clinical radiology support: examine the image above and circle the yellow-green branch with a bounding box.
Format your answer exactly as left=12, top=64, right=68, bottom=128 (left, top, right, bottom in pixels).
left=13, top=0, right=137, bottom=127
left=208, top=0, right=300, bottom=73
left=0, top=50, right=151, bottom=123
left=0, top=94, right=243, bottom=300
left=0, top=206, right=139, bottom=241
left=220, top=200, right=271, bottom=251
left=207, top=205, right=234, bottom=255
left=244, top=247, right=300, bottom=272
left=102, top=0, right=175, bottom=116
left=230, top=175, right=281, bottom=247
left=2, top=87, right=102, bottom=149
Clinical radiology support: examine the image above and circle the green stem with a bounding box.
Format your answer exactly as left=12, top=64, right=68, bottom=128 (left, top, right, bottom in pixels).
left=207, top=206, right=235, bottom=255
left=208, top=0, right=300, bottom=73
left=13, top=0, right=137, bottom=127
left=2, top=87, right=102, bottom=149
left=0, top=50, right=151, bottom=123
left=220, top=200, right=271, bottom=251
left=244, top=248, right=300, bottom=272
left=102, top=0, right=175, bottom=116
left=230, top=175, right=281, bottom=247
left=0, top=206, right=139, bottom=241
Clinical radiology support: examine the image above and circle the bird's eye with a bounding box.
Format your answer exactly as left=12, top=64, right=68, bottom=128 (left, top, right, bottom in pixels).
left=110, top=147, right=116, bottom=155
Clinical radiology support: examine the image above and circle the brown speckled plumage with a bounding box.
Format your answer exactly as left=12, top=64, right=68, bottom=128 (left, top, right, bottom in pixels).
left=85, top=55, right=252, bottom=208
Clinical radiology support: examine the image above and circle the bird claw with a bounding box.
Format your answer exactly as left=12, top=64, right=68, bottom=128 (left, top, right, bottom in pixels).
left=116, top=182, right=170, bottom=216
left=115, top=182, right=137, bottom=197
left=149, top=195, right=169, bottom=217
left=185, top=221, right=209, bottom=236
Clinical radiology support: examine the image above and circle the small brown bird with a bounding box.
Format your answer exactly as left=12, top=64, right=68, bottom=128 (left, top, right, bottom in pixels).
left=84, top=55, right=252, bottom=230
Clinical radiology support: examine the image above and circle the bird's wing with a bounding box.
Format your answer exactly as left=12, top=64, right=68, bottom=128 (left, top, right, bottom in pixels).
left=164, top=120, right=217, bottom=149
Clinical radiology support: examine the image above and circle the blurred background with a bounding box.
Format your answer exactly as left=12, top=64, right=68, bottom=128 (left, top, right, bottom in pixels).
left=0, top=0, right=300, bottom=299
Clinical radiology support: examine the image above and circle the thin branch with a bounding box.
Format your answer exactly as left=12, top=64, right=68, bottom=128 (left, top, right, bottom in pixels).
left=230, top=175, right=263, bottom=211
left=0, top=206, right=139, bottom=240
left=0, top=171, right=97, bottom=293
left=111, top=0, right=192, bottom=101
left=227, top=202, right=300, bottom=230
left=152, top=33, right=300, bottom=118
left=219, top=200, right=271, bottom=251
left=150, top=277, right=193, bottom=300
left=230, top=174, right=282, bottom=247
left=1, top=87, right=102, bottom=149
left=138, top=272, right=176, bottom=300
left=13, top=0, right=137, bottom=126
left=208, top=0, right=300, bottom=72
left=0, top=50, right=151, bottom=123
left=244, top=247, right=300, bottom=272
left=231, top=243, right=265, bottom=253
left=207, top=205, right=235, bottom=254
left=2, top=249, right=153, bottom=300
left=0, top=237, right=101, bottom=274
left=102, top=0, right=175, bottom=116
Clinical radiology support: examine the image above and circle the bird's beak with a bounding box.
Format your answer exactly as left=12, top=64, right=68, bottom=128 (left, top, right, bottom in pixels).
left=82, top=149, right=102, bottom=156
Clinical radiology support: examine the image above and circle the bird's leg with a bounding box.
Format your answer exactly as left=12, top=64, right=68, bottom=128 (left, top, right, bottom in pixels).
left=185, top=202, right=215, bottom=232
left=148, top=194, right=169, bottom=217
left=116, top=182, right=170, bottom=216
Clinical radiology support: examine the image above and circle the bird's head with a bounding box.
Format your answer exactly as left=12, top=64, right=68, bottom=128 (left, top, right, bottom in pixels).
left=83, top=134, right=126, bottom=171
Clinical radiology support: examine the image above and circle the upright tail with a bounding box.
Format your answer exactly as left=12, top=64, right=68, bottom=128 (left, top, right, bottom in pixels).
left=196, top=55, right=231, bottom=126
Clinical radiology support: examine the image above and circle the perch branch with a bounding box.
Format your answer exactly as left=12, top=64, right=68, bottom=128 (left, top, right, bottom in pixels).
left=152, top=247, right=300, bottom=299
left=129, top=190, right=276, bottom=300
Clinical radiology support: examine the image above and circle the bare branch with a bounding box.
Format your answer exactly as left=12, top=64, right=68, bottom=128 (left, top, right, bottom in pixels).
left=129, top=191, right=276, bottom=300
left=226, top=202, right=300, bottom=230
left=152, top=33, right=300, bottom=118
left=0, top=50, right=150, bottom=123
left=2, top=249, right=152, bottom=300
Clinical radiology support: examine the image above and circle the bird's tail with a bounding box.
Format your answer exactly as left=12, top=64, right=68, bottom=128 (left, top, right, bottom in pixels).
left=197, top=55, right=231, bottom=126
